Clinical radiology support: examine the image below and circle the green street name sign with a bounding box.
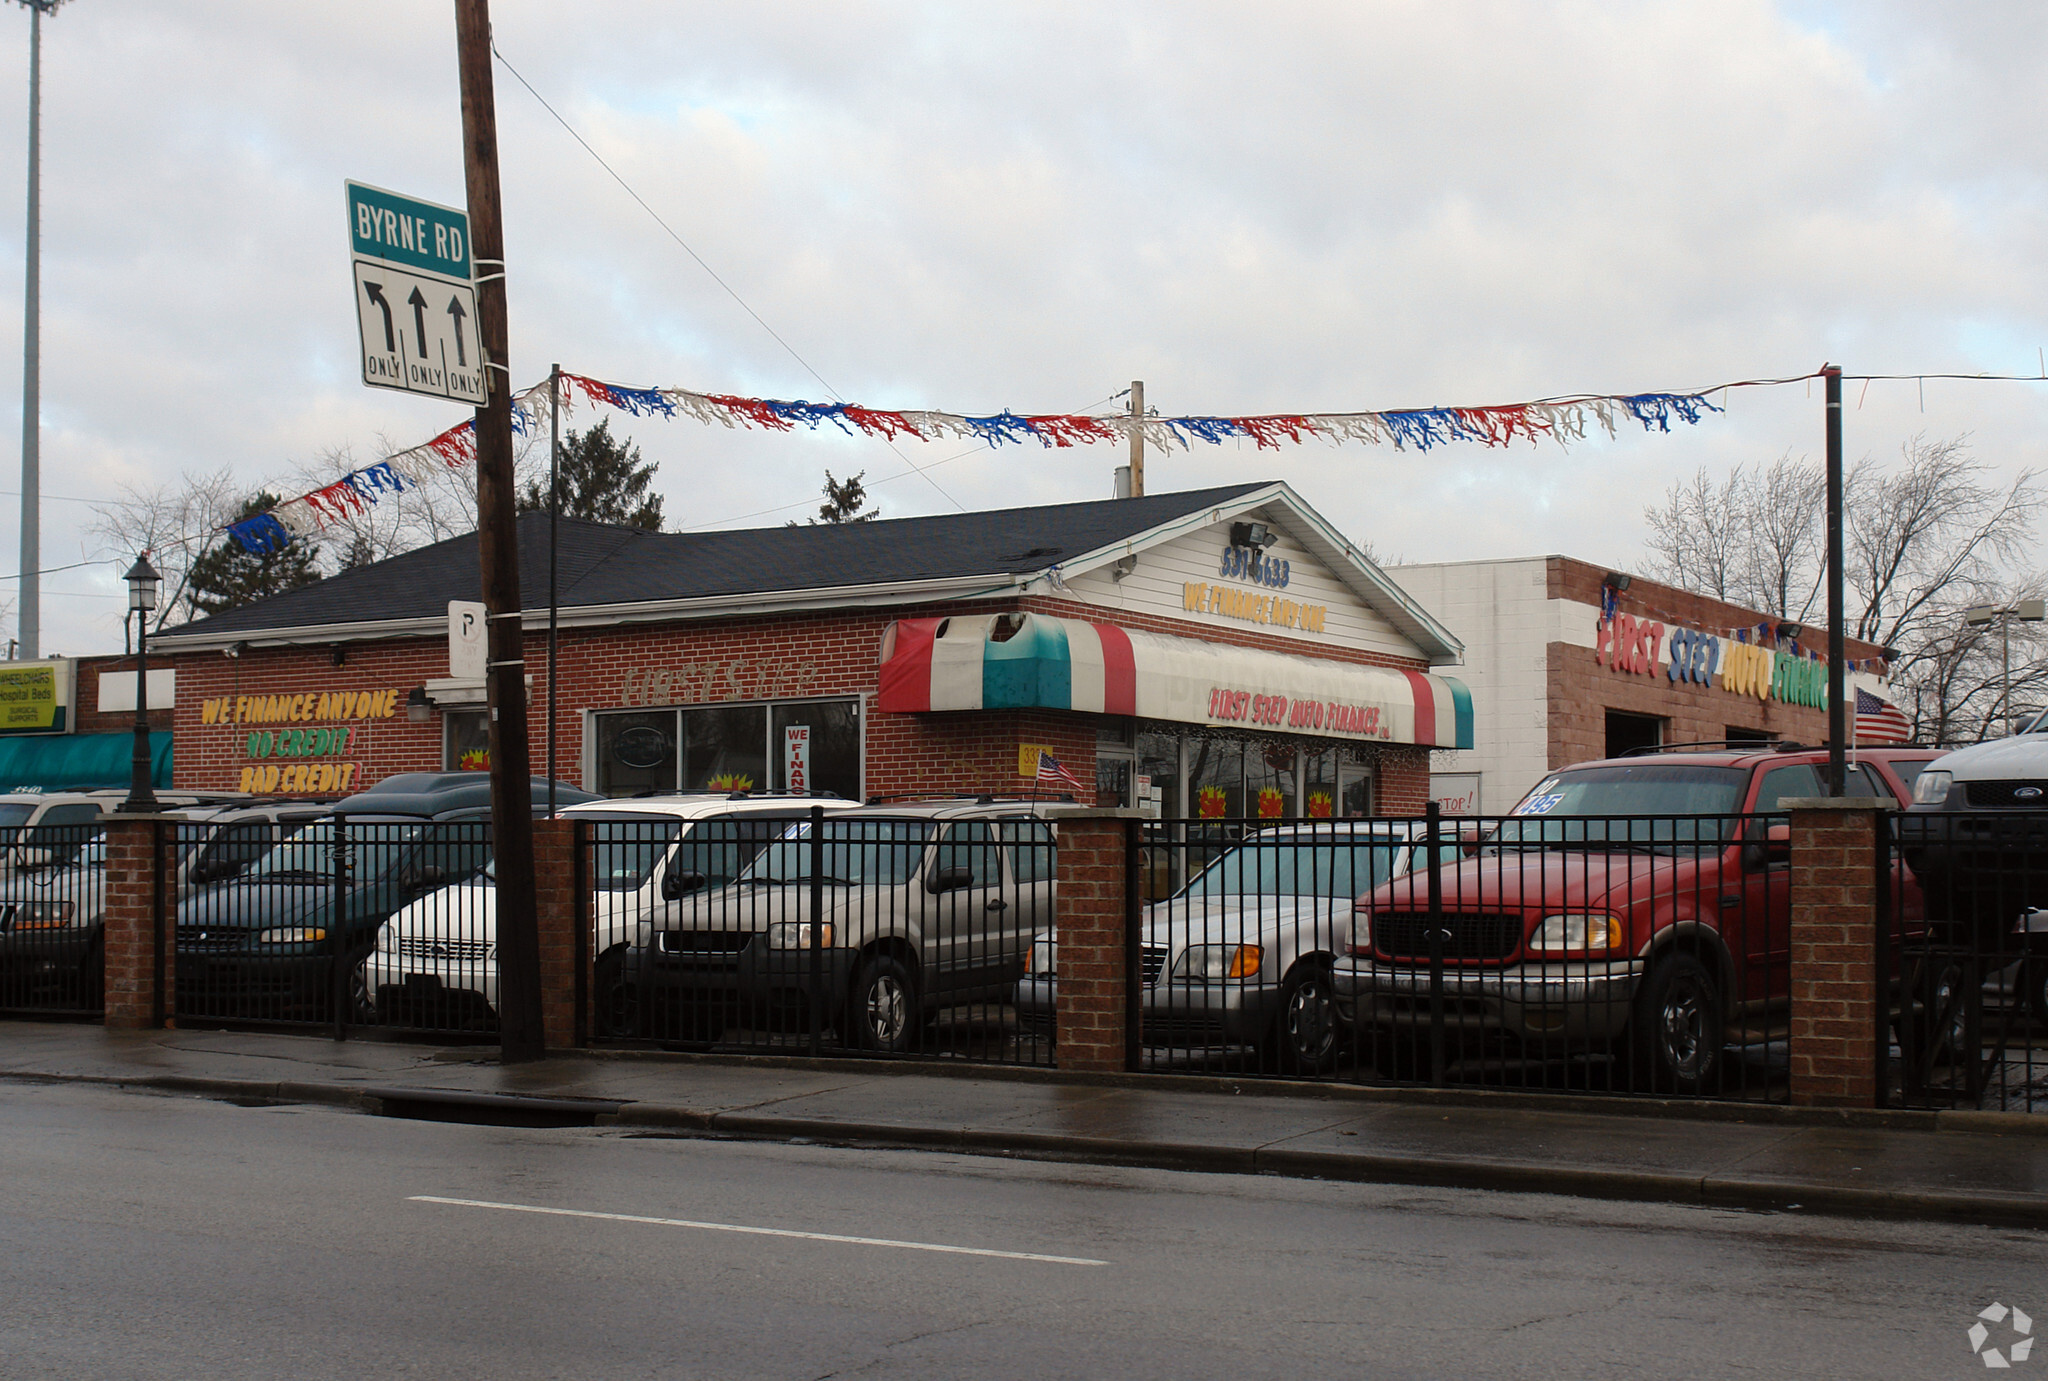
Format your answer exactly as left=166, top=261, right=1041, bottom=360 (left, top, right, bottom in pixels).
left=345, top=180, right=483, bottom=404
left=346, top=180, right=471, bottom=281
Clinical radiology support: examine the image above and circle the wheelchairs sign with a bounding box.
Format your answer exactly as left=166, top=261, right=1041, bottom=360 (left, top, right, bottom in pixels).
left=346, top=181, right=485, bottom=405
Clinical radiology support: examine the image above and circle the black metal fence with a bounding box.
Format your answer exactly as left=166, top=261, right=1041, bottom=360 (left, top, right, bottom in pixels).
left=1889, top=811, right=2048, bottom=1112
left=0, top=823, right=110, bottom=1017
left=588, top=809, right=1056, bottom=1068
left=1121, top=809, right=1791, bottom=1102
left=175, top=817, right=493, bottom=1038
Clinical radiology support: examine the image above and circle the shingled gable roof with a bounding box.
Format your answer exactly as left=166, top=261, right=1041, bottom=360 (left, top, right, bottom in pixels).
left=154, top=480, right=1466, bottom=664
left=156, top=482, right=1272, bottom=647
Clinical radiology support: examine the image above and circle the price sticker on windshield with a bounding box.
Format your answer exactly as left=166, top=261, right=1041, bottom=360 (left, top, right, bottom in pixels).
left=1514, top=792, right=1566, bottom=816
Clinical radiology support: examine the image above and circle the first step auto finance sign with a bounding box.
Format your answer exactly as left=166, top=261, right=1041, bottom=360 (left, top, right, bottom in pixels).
left=346, top=181, right=485, bottom=405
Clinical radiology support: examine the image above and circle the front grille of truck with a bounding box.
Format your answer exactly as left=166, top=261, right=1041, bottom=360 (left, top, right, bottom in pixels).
left=656, top=930, right=753, bottom=960
left=1140, top=945, right=1170, bottom=985
left=1372, top=913, right=1523, bottom=962
left=1964, top=780, right=2048, bottom=808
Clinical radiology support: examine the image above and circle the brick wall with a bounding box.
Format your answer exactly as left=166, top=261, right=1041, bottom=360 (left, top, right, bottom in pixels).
left=165, top=597, right=1441, bottom=813
left=531, top=817, right=581, bottom=1048
left=1787, top=802, right=1881, bottom=1108
left=102, top=816, right=174, bottom=1030
left=1051, top=814, right=1131, bottom=1072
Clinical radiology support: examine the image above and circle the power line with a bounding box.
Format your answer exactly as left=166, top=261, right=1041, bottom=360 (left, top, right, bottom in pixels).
left=488, top=41, right=964, bottom=511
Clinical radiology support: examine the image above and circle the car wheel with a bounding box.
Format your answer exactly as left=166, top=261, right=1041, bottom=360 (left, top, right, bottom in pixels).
left=1366, top=1030, right=1429, bottom=1081
left=593, top=950, right=641, bottom=1039
left=1633, top=953, right=1722, bottom=1095
left=848, top=953, right=918, bottom=1053
left=1264, top=962, right=1342, bottom=1076
left=79, top=935, right=104, bottom=1012
left=1899, top=957, right=1970, bottom=1068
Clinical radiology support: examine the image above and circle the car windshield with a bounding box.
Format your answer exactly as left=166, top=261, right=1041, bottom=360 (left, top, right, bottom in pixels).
left=585, top=819, right=684, bottom=891
left=1495, top=764, right=1748, bottom=849
left=0, top=803, right=36, bottom=831
left=243, top=822, right=424, bottom=882
left=1183, top=839, right=1410, bottom=899
left=744, top=820, right=935, bottom=886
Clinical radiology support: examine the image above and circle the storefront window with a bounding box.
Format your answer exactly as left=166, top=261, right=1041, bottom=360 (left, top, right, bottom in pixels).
left=444, top=710, right=490, bottom=772
left=1244, top=741, right=1299, bottom=820
left=1187, top=738, right=1244, bottom=820
left=682, top=705, right=768, bottom=792
left=1135, top=730, right=1180, bottom=819
left=597, top=710, right=679, bottom=796
left=770, top=701, right=860, bottom=800
left=594, top=699, right=860, bottom=799
left=1301, top=744, right=1338, bottom=820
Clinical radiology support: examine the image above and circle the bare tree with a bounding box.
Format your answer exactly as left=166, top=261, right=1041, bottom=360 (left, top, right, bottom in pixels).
left=1643, top=434, right=2043, bottom=744
left=87, top=467, right=249, bottom=632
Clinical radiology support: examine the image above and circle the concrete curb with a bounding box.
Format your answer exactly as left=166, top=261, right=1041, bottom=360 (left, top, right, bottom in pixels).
left=10, top=1065, right=2048, bottom=1229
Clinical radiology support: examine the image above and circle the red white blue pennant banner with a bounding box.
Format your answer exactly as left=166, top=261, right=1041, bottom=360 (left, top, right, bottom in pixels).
left=226, top=374, right=1723, bottom=554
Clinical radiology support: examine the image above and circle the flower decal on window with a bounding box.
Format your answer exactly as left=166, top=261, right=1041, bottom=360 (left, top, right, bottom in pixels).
left=1307, top=791, right=1333, bottom=819
left=1257, top=787, right=1285, bottom=818
left=708, top=773, right=755, bottom=791
left=1197, top=785, right=1228, bottom=819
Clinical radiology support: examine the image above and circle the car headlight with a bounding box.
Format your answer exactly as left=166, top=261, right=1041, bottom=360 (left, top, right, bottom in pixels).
left=1347, top=908, right=1373, bottom=956
left=1026, top=937, right=1056, bottom=977
left=1911, top=770, right=1953, bottom=806
left=254, top=927, right=327, bottom=945
left=765, top=921, right=833, bottom=949
left=1528, top=914, right=1622, bottom=954
left=1172, top=943, right=1263, bottom=981
left=8, top=899, right=75, bottom=929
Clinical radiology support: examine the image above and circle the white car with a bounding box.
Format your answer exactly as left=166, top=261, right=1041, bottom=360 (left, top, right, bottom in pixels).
left=363, top=794, right=861, bottom=1029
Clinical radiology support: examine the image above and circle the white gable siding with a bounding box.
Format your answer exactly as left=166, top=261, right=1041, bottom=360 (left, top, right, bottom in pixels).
left=1385, top=557, right=1555, bottom=813
left=1062, top=512, right=1422, bottom=660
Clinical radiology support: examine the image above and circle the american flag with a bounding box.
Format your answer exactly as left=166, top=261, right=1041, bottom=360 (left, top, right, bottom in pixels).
left=1854, top=687, right=1912, bottom=745
left=1035, top=750, right=1092, bottom=797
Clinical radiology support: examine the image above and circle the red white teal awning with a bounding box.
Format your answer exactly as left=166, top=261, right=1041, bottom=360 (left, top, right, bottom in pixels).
left=877, top=613, right=1472, bottom=750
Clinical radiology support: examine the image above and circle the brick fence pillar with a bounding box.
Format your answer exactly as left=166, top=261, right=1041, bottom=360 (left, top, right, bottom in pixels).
left=102, top=815, right=177, bottom=1030
left=531, top=817, right=582, bottom=1050
left=1785, top=798, right=1884, bottom=1108
left=1046, top=808, right=1141, bottom=1074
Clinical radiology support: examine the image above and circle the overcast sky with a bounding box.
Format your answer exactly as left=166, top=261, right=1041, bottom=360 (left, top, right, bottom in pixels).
left=2, top=1, right=2045, bottom=654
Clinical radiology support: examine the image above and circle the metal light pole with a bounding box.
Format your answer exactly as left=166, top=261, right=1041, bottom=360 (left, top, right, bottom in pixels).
left=119, top=553, right=159, bottom=813
left=1964, top=600, right=2046, bottom=737
left=12, top=0, right=64, bottom=661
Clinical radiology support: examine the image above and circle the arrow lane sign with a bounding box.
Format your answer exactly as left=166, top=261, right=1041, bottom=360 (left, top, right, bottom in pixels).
left=407, top=286, right=430, bottom=358
left=363, top=281, right=395, bottom=353
left=446, top=295, right=468, bottom=367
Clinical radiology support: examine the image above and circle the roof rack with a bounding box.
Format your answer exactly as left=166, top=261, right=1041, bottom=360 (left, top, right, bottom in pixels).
left=624, top=788, right=844, bottom=802
left=1618, top=739, right=1805, bottom=757
left=863, top=791, right=1078, bottom=806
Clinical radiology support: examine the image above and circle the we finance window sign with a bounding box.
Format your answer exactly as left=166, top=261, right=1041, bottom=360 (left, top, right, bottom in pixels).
left=1594, top=614, right=1837, bottom=709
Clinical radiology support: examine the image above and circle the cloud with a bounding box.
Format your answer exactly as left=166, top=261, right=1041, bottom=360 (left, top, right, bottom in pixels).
left=0, top=0, right=2038, bottom=651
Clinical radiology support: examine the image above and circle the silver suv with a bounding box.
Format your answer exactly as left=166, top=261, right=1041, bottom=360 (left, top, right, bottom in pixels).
left=628, top=799, right=1056, bottom=1051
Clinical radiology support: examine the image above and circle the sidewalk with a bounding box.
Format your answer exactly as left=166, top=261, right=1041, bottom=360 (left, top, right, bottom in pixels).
left=5, top=1020, right=2047, bottom=1228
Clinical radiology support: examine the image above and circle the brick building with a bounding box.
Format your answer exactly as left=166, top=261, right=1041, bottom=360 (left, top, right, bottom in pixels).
left=148, top=482, right=1473, bottom=819
left=1388, top=555, right=1897, bottom=814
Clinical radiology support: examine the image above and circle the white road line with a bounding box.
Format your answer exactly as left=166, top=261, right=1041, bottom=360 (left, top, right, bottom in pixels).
left=408, top=1195, right=1108, bottom=1266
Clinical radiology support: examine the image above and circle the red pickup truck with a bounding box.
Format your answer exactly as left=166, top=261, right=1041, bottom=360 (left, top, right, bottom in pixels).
left=1330, top=745, right=1941, bottom=1093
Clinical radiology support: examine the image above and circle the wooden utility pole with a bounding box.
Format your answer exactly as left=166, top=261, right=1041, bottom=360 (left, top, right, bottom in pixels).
left=1128, top=380, right=1145, bottom=497
left=455, top=0, right=543, bottom=1063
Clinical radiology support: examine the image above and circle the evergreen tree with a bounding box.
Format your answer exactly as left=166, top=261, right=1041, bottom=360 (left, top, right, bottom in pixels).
left=517, top=418, right=663, bottom=530
left=186, top=493, right=324, bottom=617
left=789, top=469, right=878, bottom=527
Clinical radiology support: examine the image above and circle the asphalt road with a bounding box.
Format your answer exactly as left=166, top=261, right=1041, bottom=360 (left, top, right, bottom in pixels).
left=2, top=1081, right=2044, bottom=1379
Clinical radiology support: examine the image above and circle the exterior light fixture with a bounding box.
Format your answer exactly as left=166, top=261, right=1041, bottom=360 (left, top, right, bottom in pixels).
left=120, top=552, right=162, bottom=814
left=406, top=686, right=433, bottom=724
left=1229, top=521, right=1278, bottom=549
left=1777, top=622, right=1803, bottom=641
left=1601, top=571, right=1632, bottom=592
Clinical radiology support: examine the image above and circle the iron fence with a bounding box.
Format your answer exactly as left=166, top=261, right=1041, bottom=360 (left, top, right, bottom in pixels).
left=0, top=823, right=110, bottom=1017
left=590, top=809, right=1056, bottom=1068
left=176, top=817, right=493, bottom=1038
left=1889, top=810, right=2048, bottom=1112
left=1109, top=808, right=1792, bottom=1102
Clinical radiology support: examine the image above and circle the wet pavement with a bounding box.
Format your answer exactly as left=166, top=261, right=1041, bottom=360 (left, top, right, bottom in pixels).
left=5, top=1018, right=2048, bottom=1227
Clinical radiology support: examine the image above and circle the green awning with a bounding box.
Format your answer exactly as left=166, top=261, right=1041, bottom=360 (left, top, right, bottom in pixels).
left=0, top=731, right=170, bottom=793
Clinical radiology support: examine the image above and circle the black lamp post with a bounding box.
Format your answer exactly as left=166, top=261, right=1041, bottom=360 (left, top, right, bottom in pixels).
left=120, top=553, right=160, bottom=813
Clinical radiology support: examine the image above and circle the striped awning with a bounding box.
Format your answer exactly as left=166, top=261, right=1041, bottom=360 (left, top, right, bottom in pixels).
left=877, top=613, right=1472, bottom=750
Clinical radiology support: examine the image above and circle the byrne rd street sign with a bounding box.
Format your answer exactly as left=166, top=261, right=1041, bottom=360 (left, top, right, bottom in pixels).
left=346, top=181, right=484, bottom=405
